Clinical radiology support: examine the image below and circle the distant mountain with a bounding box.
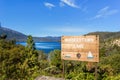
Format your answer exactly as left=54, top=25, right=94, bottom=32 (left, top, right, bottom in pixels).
left=0, top=26, right=60, bottom=42
left=0, top=27, right=27, bottom=41
left=0, top=26, right=120, bottom=42
left=33, top=36, right=61, bottom=42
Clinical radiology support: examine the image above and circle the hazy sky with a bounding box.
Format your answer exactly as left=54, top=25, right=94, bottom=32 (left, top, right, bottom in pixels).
left=0, top=0, right=120, bottom=37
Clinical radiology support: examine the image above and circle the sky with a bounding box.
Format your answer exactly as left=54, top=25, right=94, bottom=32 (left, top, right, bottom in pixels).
left=0, top=0, right=120, bottom=37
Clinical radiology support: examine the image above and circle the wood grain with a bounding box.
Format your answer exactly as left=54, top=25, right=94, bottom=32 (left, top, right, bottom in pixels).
left=61, top=35, right=99, bottom=62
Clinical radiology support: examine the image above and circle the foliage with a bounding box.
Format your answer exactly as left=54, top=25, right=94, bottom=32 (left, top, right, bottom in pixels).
left=0, top=35, right=40, bottom=80
left=0, top=33, right=120, bottom=80
left=26, top=35, right=36, bottom=51
left=49, top=50, right=62, bottom=70
left=66, top=72, right=94, bottom=80
left=104, top=74, right=120, bottom=80
left=45, top=50, right=62, bottom=76
left=87, top=31, right=120, bottom=42
left=0, top=34, right=7, bottom=39
left=37, top=50, right=47, bottom=61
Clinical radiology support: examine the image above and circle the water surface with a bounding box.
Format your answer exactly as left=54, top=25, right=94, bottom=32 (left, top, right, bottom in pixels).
left=16, top=42, right=61, bottom=53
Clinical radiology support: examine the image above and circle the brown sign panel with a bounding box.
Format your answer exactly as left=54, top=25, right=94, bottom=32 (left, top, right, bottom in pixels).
left=61, top=35, right=99, bottom=62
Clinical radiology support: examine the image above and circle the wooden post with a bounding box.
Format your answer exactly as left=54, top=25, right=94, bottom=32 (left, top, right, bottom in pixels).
left=95, top=62, right=98, bottom=80
left=62, top=60, right=65, bottom=78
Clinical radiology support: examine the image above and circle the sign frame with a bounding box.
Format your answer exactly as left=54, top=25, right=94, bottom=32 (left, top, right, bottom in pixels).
left=61, top=35, right=99, bottom=62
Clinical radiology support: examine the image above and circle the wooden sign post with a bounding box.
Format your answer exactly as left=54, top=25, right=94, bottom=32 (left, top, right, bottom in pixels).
left=61, top=35, right=99, bottom=79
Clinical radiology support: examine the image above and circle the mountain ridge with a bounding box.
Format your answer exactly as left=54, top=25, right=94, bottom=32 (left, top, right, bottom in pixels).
left=0, top=26, right=120, bottom=42
left=0, top=27, right=27, bottom=41
left=86, top=31, right=120, bottom=42
left=0, top=27, right=60, bottom=42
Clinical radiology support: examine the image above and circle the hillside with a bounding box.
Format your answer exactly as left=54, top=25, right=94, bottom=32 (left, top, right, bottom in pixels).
left=0, top=26, right=60, bottom=42
left=0, top=27, right=27, bottom=41
left=86, top=31, right=120, bottom=42
left=33, top=36, right=60, bottom=42
left=0, top=26, right=120, bottom=42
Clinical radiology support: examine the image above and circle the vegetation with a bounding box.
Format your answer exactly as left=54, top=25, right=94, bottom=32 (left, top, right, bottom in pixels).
left=0, top=32, right=120, bottom=80
left=87, top=31, right=120, bottom=42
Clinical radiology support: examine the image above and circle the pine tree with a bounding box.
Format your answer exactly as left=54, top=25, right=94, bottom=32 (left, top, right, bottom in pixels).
left=26, top=35, right=35, bottom=52
left=25, top=35, right=36, bottom=58
left=23, top=35, right=39, bottom=78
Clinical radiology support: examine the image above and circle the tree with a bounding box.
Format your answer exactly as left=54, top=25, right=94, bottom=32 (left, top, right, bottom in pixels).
left=22, top=35, right=39, bottom=79
left=0, top=34, right=7, bottom=39
left=46, top=50, right=62, bottom=75
left=26, top=35, right=35, bottom=54
left=49, top=50, right=62, bottom=69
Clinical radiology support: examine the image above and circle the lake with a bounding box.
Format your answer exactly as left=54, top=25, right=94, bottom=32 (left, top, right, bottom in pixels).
left=16, top=42, right=61, bottom=53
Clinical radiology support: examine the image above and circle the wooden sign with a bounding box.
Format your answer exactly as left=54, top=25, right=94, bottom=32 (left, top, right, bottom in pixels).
left=61, top=35, right=99, bottom=62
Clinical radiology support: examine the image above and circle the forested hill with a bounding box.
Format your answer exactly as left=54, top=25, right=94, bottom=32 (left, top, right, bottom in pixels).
left=0, top=26, right=60, bottom=42
left=86, top=31, right=120, bottom=41
left=0, top=27, right=27, bottom=41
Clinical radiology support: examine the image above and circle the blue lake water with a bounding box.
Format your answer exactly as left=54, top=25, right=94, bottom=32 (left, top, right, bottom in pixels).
left=16, top=42, right=61, bottom=53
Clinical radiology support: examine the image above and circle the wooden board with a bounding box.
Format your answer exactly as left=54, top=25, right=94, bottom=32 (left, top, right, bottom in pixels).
left=61, top=35, right=99, bottom=62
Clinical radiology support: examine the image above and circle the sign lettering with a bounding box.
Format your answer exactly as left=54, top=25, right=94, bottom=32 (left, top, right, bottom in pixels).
left=61, top=35, right=99, bottom=62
